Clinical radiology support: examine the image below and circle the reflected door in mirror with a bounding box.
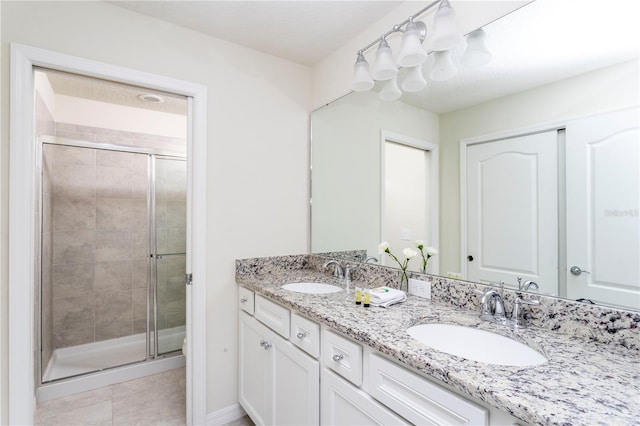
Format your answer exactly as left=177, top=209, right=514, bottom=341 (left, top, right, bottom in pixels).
left=465, top=131, right=559, bottom=293
left=566, top=108, right=640, bottom=309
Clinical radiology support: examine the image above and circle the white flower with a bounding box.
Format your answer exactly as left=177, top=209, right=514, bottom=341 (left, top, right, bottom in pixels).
left=415, top=240, right=424, bottom=249
left=378, top=241, right=390, bottom=254
left=402, top=248, right=418, bottom=259
left=426, top=246, right=439, bottom=256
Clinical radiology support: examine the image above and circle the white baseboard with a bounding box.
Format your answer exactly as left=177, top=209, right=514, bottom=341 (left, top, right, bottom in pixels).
left=206, top=403, right=247, bottom=425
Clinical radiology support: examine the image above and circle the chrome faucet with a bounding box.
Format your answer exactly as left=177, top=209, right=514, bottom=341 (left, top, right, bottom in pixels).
left=478, top=289, right=507, bottom=324
left=323, top=260, right=344, bottom=278
left=364, top=256, right=378, bottom=264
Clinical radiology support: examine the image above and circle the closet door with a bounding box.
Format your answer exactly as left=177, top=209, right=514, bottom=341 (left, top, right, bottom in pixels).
left=466, top=131, right=558, bottom=293
left=565, top=108, right=640, bottom=308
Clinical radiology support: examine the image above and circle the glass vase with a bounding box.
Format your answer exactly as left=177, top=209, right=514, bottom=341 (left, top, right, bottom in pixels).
left=400, top=269, right=409, bottom=292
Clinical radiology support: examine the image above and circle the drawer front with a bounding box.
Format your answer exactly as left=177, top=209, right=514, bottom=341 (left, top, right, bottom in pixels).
left=291, top=313, right=320, bottom=358
left=321, top=368, right=408, bottom=426
left=322, top=329, right=362, bottom=386
left=368, top=354, right=488, bottom=426
left=254, top=294, right=291, bottom=338
left=238, top=287, right=255, bottom=314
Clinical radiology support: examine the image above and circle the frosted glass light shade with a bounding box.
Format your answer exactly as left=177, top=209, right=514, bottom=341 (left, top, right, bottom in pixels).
left=379, top=76, right=401, bottom=101
left=401, top=65, right=427, bottom=92
left=461, top=29, right=492, bottom=68
left=372, top=39, right=398, bottom=81
left=429, top=50, right=457, bottom=81
left=397, top=21, right=428, bottom=68
left=352, top=54, right=374, bottom=92
left=430, top=0, right=463, bottom=52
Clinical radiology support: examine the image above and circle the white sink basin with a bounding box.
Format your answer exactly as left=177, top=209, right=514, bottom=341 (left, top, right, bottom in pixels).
left=281, top=282, right=343, bottom=294
left=406, top=323, right=547, bottom=367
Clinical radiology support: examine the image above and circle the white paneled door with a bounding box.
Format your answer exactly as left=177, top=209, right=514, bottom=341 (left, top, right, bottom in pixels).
left=565, top=108, right=640, bottom=309
left=466, top=131, right=559, bottom=293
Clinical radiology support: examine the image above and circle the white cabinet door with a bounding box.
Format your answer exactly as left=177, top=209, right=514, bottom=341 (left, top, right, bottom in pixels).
left=239, top=312, right=271, bottom=425
left=273, top=332, right=320, bottom=425
left=566, top=108, right=640, bottom=308
left=239, top=312, right=320, bottom=426
left=321, top=368, right=408, bottom=426
left=466, top=131, right=559, bottom=293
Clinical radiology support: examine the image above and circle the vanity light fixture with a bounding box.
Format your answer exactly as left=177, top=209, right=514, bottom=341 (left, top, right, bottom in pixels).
left=350, top=0, right=491, bottom=100
left=401, top=65, right=427, bottom=92
left=397, top=18, right=428, bottom=68
left=379, top=76, right=402, bottom=101
left=429, top=50, right=457, bottom=81
left=429, top=0, right=464, bottom=52
left=352, top=53, right=375, bottom=91
left=372, top=38, right=398, bottom=81
left=460, top=28, right=492, bottom=68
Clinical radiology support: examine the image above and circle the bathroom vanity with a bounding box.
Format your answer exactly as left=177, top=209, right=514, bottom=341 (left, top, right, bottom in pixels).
left=236, top=254, right=640, bottom=425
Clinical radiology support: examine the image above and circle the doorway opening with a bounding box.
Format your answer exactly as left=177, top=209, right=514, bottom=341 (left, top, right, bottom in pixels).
left=9, top=44, right=208, bottom=425
left=380, top=131, right=439, bottom=274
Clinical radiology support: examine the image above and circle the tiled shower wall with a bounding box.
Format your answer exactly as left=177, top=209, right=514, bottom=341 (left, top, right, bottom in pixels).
left=40, top=124, right=186, bottom=351
left=44, top=144, right=150, bottom=348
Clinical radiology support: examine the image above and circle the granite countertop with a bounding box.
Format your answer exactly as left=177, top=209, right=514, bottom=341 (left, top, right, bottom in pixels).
left=236, top=269, right=640, bottom=426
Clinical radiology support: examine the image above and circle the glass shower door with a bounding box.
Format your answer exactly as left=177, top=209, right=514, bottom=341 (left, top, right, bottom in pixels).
left=153, top=157, right=187, bottom=356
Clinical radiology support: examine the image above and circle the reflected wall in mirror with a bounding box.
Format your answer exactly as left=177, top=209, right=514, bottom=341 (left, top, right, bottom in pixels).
left=310, top=0, right=640, bottom=311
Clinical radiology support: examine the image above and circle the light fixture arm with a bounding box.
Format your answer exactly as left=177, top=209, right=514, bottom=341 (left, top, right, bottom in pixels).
left=356, top=0, right=440, bottom=56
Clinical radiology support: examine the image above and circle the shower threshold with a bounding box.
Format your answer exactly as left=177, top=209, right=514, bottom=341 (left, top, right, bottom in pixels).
left=42, top=325, right=185, bottom=383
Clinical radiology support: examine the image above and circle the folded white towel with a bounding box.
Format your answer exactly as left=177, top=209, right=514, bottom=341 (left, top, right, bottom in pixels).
left=366, top=286, right=407, bottom=307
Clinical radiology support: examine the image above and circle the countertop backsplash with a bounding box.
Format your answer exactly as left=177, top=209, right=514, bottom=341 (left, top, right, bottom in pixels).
left=236, top=253, right=640, bottom=352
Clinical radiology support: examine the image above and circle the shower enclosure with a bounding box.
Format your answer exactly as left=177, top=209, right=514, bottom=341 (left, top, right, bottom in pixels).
left=37, top=136, right=187, bottom=384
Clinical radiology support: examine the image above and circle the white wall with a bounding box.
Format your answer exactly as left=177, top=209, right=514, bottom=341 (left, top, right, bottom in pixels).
left=0, top=1, right=311, bottom=420
left=439, top=59, right=640, bottom=273
left=312, top=90, right=438, bottom=259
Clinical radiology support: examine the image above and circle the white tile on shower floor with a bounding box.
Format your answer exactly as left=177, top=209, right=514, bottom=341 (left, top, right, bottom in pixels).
left=35, top=367, right=186, bottom=426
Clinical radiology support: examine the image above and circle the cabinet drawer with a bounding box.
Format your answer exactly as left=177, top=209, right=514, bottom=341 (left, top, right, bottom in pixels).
left=238, top=287, right=255, bottom=314
left=321, top=368, right=408, bottom=425
left=322, top=329, right=362, bottom=386
left=368, top=354, right=488, bottom=425
left=291, top=313, right=320, bottom=358
left=254, top=294, right=290, bottom=338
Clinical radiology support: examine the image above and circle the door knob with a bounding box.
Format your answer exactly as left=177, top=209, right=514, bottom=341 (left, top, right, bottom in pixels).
left=570, top=266, right=590, bottom=276
left=467, top=255, right=474, bottom=262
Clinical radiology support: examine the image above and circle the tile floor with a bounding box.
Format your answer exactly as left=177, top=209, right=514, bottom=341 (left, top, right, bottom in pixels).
left=36, top=367, right=187, bottom=425
left=35, top=367, right=255, bottom=426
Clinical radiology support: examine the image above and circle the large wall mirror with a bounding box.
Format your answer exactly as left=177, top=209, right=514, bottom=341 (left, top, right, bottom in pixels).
left=311, top=0, right=640, bottom=311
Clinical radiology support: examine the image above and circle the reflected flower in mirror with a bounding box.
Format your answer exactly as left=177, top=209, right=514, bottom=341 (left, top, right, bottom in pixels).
left=416, top=240, right=438, bottom=274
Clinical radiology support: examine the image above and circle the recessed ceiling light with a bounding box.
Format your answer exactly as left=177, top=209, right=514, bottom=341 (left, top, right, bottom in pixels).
left=137, top=93, right=165, bottom=104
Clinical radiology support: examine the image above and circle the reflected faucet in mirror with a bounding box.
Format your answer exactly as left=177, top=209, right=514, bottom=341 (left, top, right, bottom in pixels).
left=517, top=277, right=539, bottom=292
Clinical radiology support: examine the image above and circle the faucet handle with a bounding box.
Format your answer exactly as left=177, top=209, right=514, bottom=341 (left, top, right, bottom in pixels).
left=344, top=264, right=356, bottom=280
left=512, top=297, right=540, bottom=328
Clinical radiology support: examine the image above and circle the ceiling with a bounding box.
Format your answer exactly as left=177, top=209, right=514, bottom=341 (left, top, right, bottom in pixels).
left=46, top=0, right=639, bottom=115
left=45, top=71, right=189, bottom=115
left=109, top=1, right=403, bottom=66
left=398, top=0, right=640, bottom=113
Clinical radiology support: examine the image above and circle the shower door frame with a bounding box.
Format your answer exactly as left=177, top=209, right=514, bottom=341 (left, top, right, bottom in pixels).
left=36, top=136, right=187, bottom=384
left=9, top=44, right=209, bottom=425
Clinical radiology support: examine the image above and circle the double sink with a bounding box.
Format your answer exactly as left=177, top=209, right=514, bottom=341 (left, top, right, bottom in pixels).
left=280, top=282, right=547, bottom=367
